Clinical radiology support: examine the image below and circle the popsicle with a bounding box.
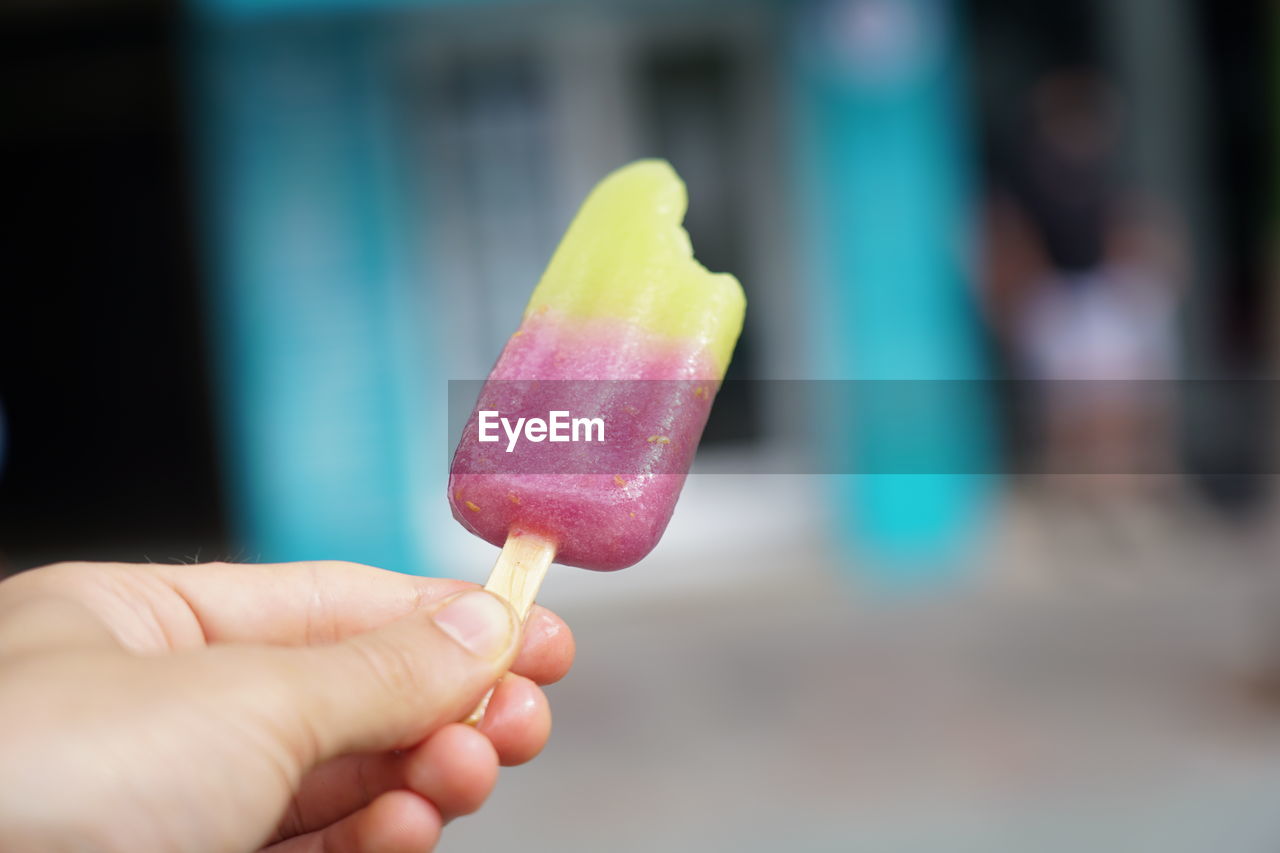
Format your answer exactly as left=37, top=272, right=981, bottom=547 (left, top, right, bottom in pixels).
left=448, top=159, right=744, bottom=667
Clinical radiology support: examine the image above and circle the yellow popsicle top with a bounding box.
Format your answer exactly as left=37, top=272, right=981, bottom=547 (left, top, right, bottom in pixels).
left=525, top=159, right=746, bottom=378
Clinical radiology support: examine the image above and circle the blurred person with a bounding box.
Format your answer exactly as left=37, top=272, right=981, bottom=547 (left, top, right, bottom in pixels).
left=982, top=69, right=1183, bottom=499
left=0, top=559, right=574, bottom=852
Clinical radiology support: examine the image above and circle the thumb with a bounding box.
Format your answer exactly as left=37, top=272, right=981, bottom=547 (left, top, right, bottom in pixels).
left=242, top=589, right=519, bottom=765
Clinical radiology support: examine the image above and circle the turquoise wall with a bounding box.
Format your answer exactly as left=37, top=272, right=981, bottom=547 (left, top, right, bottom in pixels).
left=789, top=0, right=994, bottom=584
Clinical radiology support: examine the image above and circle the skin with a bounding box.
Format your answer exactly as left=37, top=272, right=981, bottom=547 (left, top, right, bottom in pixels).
left=0, top=560, right=575, bottom=852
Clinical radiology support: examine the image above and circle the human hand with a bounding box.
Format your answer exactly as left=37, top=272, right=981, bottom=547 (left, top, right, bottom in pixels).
left=0, top=560, right=574, bottom=852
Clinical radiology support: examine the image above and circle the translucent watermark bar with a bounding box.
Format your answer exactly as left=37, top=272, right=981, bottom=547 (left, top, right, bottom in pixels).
left=447, top=380, right=1275, bottom=475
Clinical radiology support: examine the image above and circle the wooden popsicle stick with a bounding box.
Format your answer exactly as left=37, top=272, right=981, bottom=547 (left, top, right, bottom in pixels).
left=463, top=530, right=556, bottom=726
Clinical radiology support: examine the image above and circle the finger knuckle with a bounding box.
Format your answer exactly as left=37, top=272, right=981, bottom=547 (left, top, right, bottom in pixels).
left=352, top=638, right=428, bottom=700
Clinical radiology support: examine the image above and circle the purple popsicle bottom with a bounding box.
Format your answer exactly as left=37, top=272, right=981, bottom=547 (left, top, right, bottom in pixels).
left=448, top=312, right=721, bottom=570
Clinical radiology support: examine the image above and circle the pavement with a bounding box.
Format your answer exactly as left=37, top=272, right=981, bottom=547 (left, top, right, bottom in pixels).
left=446, top=486, right=1280, bottom=852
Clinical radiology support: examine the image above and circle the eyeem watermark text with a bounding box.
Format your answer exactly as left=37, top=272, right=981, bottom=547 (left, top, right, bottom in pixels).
left=477, top=410, right=605, bottom=452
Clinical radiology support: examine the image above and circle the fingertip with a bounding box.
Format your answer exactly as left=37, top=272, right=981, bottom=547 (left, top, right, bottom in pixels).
left=340, top=790, right=441, bottom=853
left=512, top=606, right=575, bottom=685
left=366, top=790, right=442, bottom=853
left=430, top=589, right=519, bottom=663
left=477, top=673, right=552, bottom=766
left=403, top=724, right=499, bottom=820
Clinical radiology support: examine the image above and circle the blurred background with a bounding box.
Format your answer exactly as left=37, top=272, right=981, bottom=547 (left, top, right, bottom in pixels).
left=5, top=0, right=1280, bottom=849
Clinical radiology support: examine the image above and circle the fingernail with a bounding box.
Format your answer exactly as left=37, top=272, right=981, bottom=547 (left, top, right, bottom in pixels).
left=432, top=590, right=514, bottom=660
